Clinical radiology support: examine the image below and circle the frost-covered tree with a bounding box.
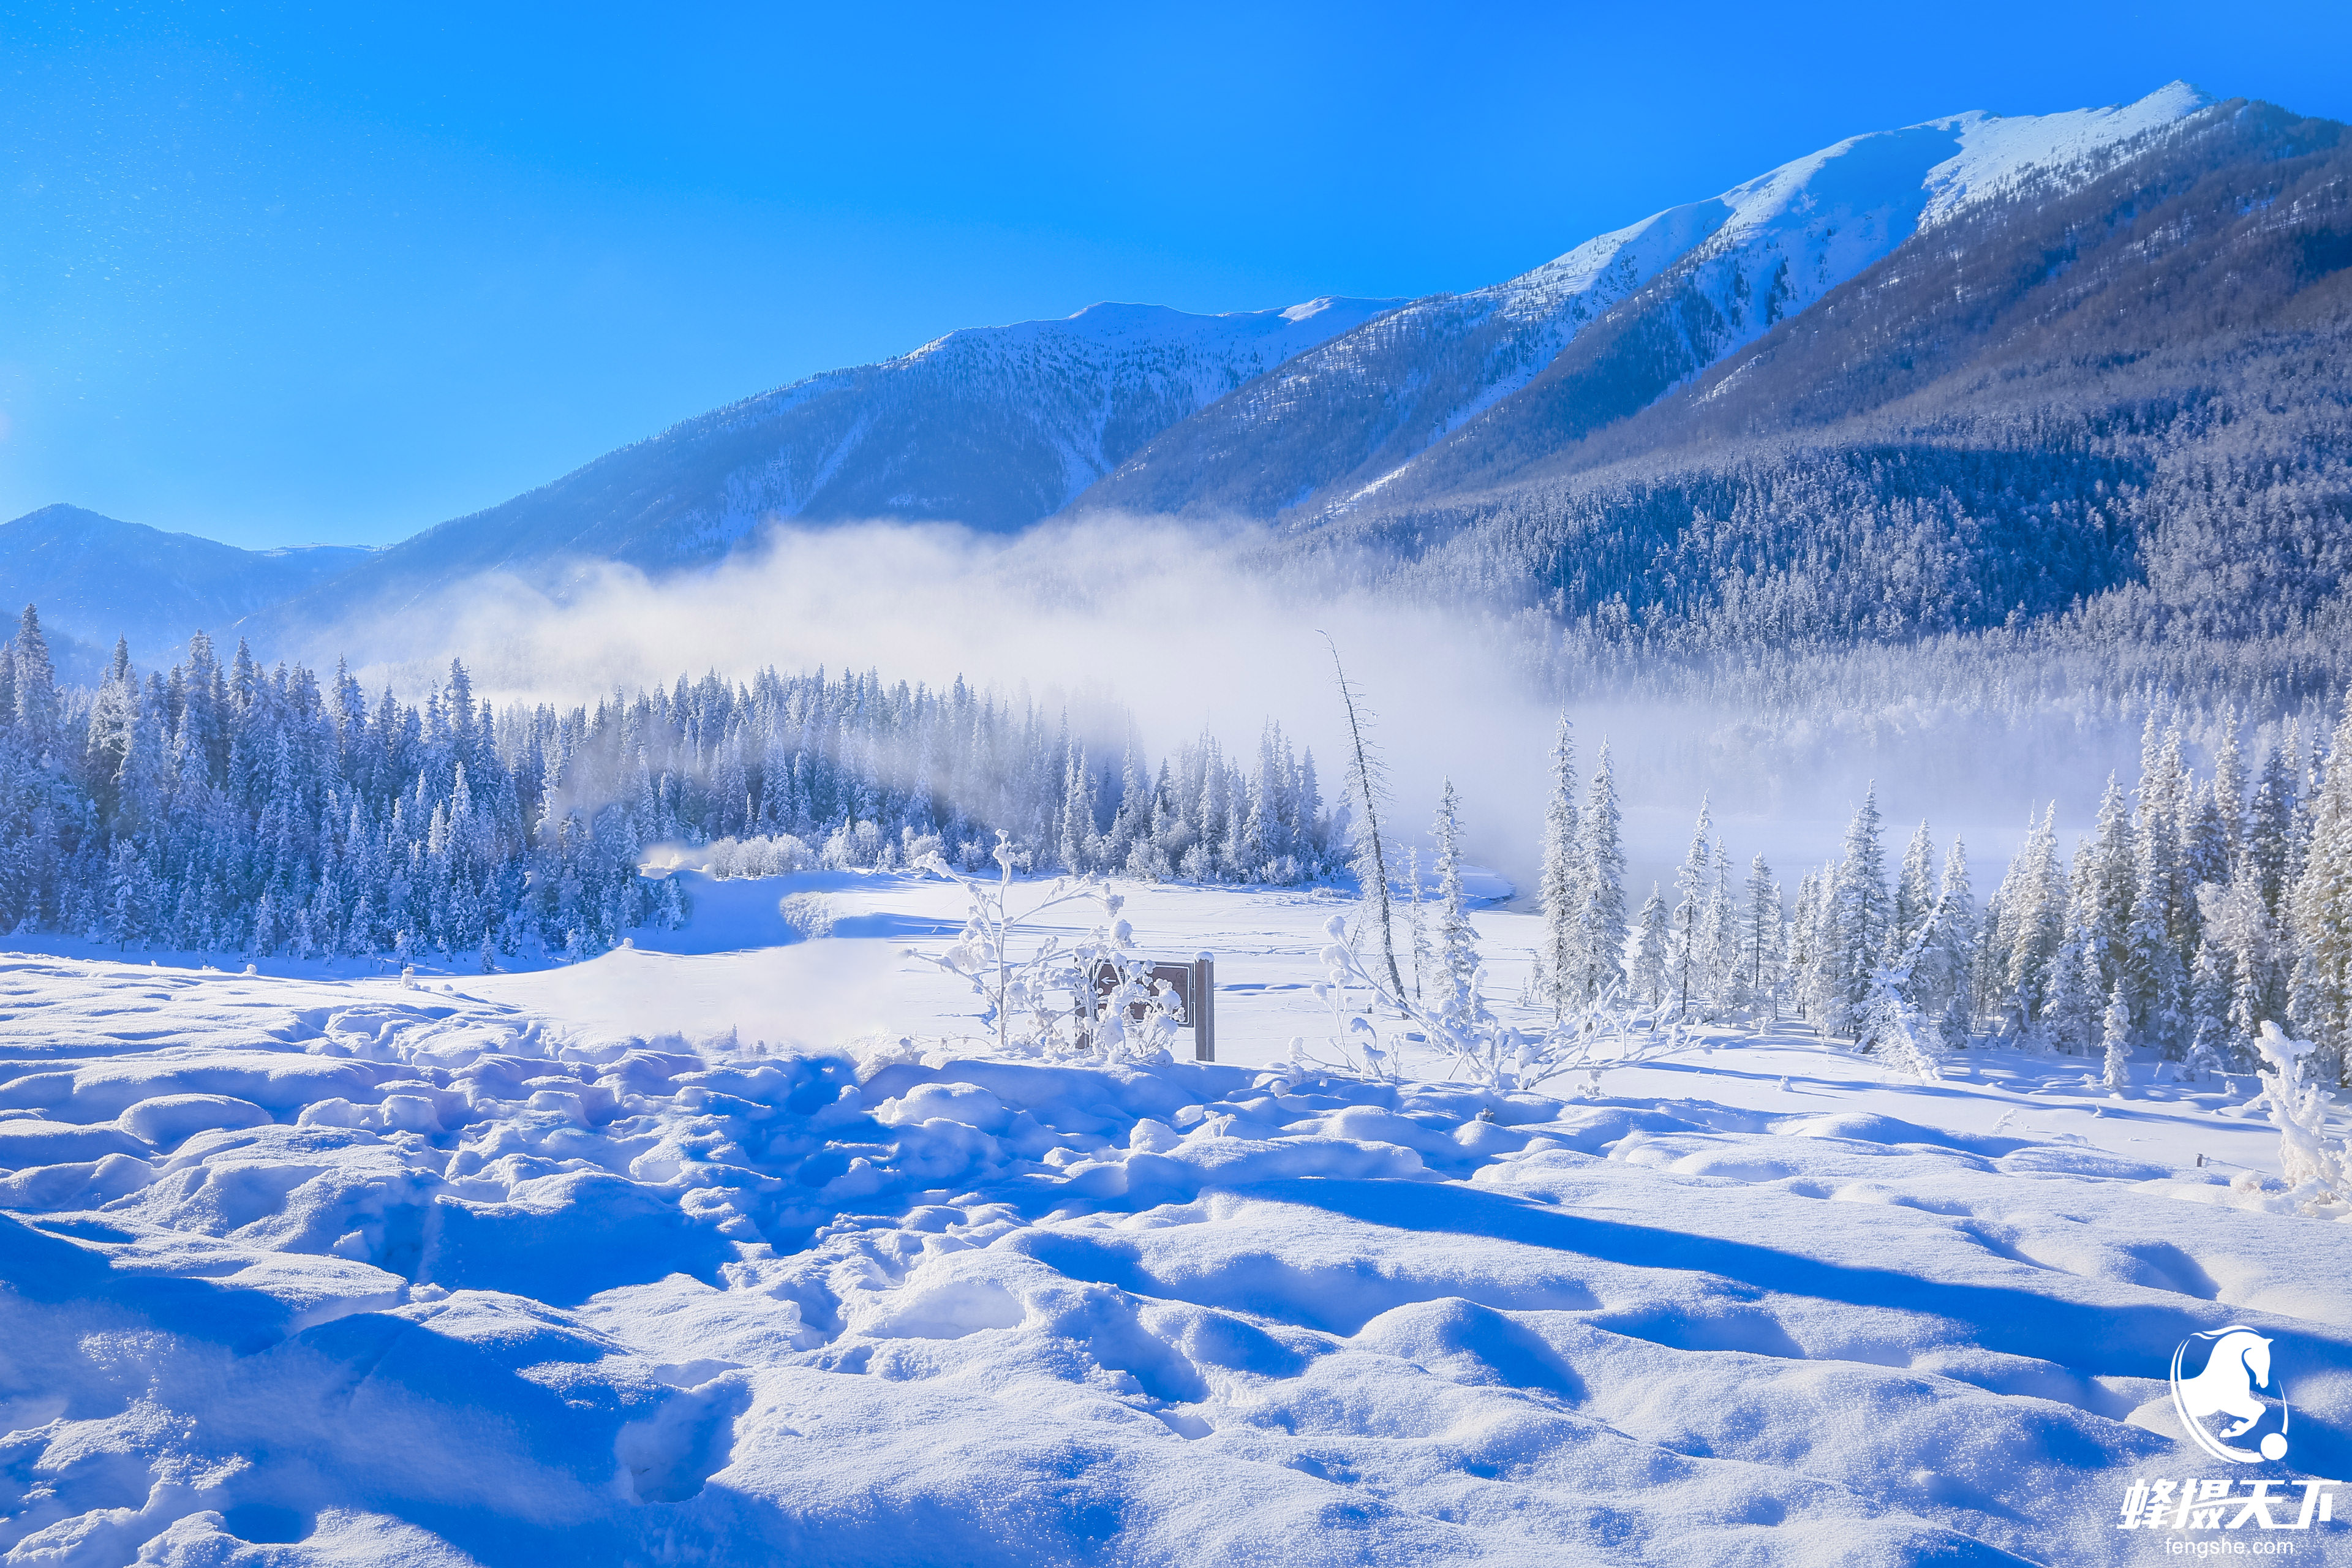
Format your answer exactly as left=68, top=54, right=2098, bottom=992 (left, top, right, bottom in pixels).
left=2084, top=775, right=2136, bottom=997
left=1326, top=638, right=1406, bottom=998
left=1934, top=837, right=1976, bottom=1039
left=1995, top=805, right=2065, bottom=1034
left=2287, top=704, right=2352, bottom=1082
left=1404, top=844, right=1431, bottom=1003
left=1825, top=785, right=1890, bottom=1038
left=1533, top=717, right=1582, bottom=1017
left=1577, top=739, right=1628, bottom=1000
left=1428, top=779, right=1478, bottom=1035
left=1632, top=884, right=1668, bottom=1018
left=2249, top=725, right=2302, bottom=919
left=2186, top=938, right=2231, bottom=1074
left=2101, top=982, right=2135, bottom=1091
left=2127, top=825, right=2187, bottom=1055
left=1703, top=841, right=1740, bottom=1016
left=1665, top=799, right=1712, bottom=1020
left=1742, top=853, right=1783, bottom=1020
left=1895, top=822, right=1937, bottom=958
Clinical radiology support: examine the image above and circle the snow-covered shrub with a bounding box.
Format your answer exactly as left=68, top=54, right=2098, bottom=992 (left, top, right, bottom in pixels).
left=2253, top=1021, right=2348, bottom=1207
left=910, top=832, right=1186, bottom=1063
left=821, top=821, right=888, bottom=870
left=1301, top=913, right=1665, bottom=1090
left=781, top=892, right=837, bottom=941
left=702, top=834, right=815, bottom=879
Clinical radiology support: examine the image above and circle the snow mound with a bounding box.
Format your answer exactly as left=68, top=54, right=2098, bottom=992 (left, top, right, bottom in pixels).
left=1, top=952, right=2348, bottom=1563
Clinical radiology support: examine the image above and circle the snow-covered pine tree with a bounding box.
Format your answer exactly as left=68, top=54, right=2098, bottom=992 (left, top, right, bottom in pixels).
left=2101, top=982, right=2134, bottom=1092
left=2044, top=898, right=2103, bottom=1056
left=12, top=605, right=59, bottom=763
left=2210, top=707, right=2247, bottom=870
left=2286, top=703, right=2352, bottom=1083
left=1429, top=779, right=1478, bottom=1035
left=1787, top=869, right=1819, bottom=1017
left=2127, top=824, right=2187, bottom=1056
left=2248, top=726, right=2301, bottom=918
left=1936, top=837, right=1977, bottom=1042
left=1826, top=785, right=1890, bottom=1039
left=1058, top=742, right=1092, bottom=875
left=2186, top=939, right=2231, bottom=1076
left=1534, top=717, right=1583, bottom=1018
left=1665, top=798, right=1712, bottom=1021
left=2086, top=775, right=2136, bottom=999
left=1577, top=739, right=1628, bottom=1000
left=1632, top=885, right=1669, bottom=1020
left=1895, top=822, right=1937, bottom=957
left=1404, top=844, right=1431, bottom=1002
left=1999, top=805, right=2066, bottom=1036
left=1704, top=840, right=1740, bottom=1016
left=1743, top=853, right=1782, bottom=1022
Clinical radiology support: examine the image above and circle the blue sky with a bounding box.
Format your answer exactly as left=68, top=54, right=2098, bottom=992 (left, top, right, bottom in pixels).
left=5, top=0, right=2348, bottom=549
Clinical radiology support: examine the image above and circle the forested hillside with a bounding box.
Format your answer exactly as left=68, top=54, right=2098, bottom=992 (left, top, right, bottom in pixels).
left=1287, top=99, right=2351, bottom=720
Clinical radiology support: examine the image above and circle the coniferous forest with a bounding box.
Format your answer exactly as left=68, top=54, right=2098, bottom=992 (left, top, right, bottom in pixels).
left=0, top=608, right=1337, bottom=967
left=4, top=596, right=2349, bottom=1085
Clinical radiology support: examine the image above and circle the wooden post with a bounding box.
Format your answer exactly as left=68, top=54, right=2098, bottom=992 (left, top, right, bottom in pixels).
left=1190, top=954, right=1215, bottom=1062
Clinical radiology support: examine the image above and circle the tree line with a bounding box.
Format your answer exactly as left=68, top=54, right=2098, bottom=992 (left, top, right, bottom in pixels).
left=1378, top=705, right=2352, bottom=1086
left=0, top=606, right=1340, bottom=964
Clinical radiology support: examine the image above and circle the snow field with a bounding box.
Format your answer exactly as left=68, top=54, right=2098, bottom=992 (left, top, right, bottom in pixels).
left=2, top=872, right=2350, bottom=1564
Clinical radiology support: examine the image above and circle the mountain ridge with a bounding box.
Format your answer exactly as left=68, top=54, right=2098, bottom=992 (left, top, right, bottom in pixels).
left=13, top=80, right=2345, bottom=692
left=0, top=504, right=374, bottom=667
left=1070, top=83, right=2218, bottom=525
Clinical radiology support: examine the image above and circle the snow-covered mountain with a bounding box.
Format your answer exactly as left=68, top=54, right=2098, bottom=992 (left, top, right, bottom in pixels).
left=1074, top=83, right=2214, bottom=521
left=0, top=505, right=373, bottom=669
left=25, top=80, right=2339, bottom=677
left=1280, top=89, right=2352, bottom=685
left=243, top=296, right=1398, bottom=646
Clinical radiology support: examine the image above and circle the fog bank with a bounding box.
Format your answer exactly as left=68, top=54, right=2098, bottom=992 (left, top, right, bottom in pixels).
left=326, top=516, right=2157, bottom=897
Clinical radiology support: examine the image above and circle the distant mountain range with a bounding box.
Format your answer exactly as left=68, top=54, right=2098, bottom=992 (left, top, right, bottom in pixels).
left=0, top=505, right=372, bottom=671
left=9, top=80, right=2348, bottom=684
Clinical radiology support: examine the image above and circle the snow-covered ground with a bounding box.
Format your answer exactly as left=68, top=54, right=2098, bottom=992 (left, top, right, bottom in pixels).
left=3, top=871, right=2349, bottom=1564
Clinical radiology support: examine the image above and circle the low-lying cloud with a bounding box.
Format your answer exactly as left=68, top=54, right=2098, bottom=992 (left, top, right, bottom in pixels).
left=327, top=513, right=2154, bottom=897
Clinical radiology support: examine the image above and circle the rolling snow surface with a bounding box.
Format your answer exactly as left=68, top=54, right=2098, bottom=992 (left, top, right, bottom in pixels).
left=1, top=870, right=2347, bottom=1566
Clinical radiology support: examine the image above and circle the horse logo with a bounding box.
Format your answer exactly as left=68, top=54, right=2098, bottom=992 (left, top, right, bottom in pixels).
left=2171, top=1326, right=2292, bottom=1463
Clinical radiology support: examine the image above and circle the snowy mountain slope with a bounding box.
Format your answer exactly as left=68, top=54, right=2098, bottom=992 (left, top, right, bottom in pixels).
left=0, top=505, right=374, bottom=665
left=1, top=875, right=2348, bottom=1565
left=1298, top=94, right=2352, bottom=654
left=1066, top=206, right=1728, bottom=521
left=1072, top=84, right=2215, bottom=523
left=241, top=297, right=1397, bottom=650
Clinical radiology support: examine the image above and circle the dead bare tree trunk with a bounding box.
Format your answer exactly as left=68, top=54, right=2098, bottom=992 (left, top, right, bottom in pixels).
left=1323, top=635, right=1408, bottom=1001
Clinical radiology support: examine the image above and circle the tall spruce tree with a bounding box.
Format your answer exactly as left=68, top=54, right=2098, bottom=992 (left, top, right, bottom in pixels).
left=1578, top=740, right=1629, bottom=1000
left=1534, top=717, right=1583, bottom=1017
left=1666, top=799, right=1713, bottom=1021
left=1430, top=779, right=1478, bottom=1031
left=1826, top=785, right=1890, bottom=1038
left=1743, top=853, right=1782, bottom=1020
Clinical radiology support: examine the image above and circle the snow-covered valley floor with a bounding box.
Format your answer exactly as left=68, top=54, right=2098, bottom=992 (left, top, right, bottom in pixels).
left=3, top=872, right=2350, bottom=1565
